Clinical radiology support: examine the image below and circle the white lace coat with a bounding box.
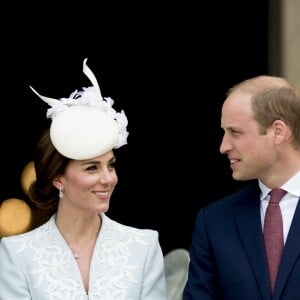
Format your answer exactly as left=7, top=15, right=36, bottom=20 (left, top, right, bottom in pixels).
left=0, top=214, right=167, bottom=300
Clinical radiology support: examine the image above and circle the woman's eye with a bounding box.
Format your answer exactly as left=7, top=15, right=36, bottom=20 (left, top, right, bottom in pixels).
left=86, top=165, right=97, bottom=171
left=108, top=162, right=116, bottom=170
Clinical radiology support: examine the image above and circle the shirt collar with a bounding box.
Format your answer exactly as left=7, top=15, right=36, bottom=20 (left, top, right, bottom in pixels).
left=259, top=170, right=300, bottom=200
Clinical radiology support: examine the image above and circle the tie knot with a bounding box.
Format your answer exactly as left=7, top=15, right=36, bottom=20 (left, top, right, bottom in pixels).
left=269, top=188, right=286, bottom=204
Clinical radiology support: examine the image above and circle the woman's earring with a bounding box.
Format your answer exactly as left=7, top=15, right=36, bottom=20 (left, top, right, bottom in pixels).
left=59, top=188, right=64, bottom=198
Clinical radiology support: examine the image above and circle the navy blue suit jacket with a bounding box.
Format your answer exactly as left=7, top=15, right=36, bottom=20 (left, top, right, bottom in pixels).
left=183, top=181, right=300, bottom=300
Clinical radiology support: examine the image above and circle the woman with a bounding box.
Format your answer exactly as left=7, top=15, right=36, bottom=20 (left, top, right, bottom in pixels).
left=0, top=59, right=167, bottom=300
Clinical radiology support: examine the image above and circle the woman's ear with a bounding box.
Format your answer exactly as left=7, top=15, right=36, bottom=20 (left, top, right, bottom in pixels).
left=53, top=178, right=65, bottom=199
left=52, top=177, right=63, bottom=190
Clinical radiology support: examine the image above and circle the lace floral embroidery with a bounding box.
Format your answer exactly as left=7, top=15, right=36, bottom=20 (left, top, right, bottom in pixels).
left=11, top=215, right=151, bottom=300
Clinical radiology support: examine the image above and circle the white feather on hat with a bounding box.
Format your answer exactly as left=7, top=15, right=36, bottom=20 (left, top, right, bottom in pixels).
left=30, top=58, right=129, bottom=160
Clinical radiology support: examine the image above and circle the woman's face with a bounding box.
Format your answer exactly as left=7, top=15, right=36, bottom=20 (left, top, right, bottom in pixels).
left=57, top=150, right=118, bottom=213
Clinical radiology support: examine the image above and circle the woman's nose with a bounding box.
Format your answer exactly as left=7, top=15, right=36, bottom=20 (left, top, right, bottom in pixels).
left=98, top=169, right=112, bottom=183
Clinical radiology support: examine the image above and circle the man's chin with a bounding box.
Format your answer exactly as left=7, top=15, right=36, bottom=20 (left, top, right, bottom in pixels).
left=232, top=172, right=250, bottom=181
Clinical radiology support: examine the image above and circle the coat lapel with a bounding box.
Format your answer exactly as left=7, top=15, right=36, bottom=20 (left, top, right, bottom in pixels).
left=272, top=198, right=300, bottom=300
left=235, top=184, right=271, bottom=300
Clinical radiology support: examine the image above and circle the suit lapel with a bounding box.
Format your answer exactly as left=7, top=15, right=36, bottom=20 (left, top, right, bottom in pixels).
left=235, top=184, right=271, bottom=300
left=272, top=198, right=300, bottom=300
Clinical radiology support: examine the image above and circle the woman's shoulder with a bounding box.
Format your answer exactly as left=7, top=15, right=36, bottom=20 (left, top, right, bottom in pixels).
left=0, top=215, right=54, bottom=247
left=99, top=214, right=162, bottom=264
left=102, top=214, right=159, bottom=242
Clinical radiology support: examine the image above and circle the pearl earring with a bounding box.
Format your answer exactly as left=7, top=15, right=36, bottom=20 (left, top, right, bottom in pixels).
left=59, top=188, right=64, bottom=198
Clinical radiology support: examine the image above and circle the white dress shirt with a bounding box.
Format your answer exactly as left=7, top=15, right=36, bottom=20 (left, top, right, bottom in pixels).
left=259, top=171, right=300, bottom=244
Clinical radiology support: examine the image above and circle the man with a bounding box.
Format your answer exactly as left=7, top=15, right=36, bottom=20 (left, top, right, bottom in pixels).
left=183, top=76, right=300, bottom=299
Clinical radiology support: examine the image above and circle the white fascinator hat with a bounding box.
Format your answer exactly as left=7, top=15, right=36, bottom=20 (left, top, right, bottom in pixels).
left=30, top=58, right=129, bottom=160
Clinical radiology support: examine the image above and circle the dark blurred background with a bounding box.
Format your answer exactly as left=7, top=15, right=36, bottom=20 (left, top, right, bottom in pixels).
left=1, top=1, right=273, bottom=254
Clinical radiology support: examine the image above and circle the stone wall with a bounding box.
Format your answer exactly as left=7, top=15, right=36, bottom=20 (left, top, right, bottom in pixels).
left=269, top=0, right=300, bottom=89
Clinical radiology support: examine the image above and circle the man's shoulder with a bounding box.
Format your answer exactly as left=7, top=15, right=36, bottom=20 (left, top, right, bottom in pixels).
left=201, top=180, right=259, bottom=214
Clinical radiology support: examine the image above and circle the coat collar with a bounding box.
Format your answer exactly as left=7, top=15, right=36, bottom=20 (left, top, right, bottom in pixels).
left=234, top=183, right=271, bottom=300
left=234, top=182, right=300, bottom=300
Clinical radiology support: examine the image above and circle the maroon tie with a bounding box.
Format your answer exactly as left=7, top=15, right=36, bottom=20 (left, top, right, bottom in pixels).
left=264, top=188, right=286, bottom=292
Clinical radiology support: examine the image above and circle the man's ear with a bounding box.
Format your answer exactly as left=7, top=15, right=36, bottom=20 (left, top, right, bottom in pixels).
left=272, top=120, right=289, bottom=144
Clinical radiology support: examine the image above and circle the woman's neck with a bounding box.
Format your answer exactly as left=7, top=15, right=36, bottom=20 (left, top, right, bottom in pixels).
left=55, top=211, right=101, bottom=244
